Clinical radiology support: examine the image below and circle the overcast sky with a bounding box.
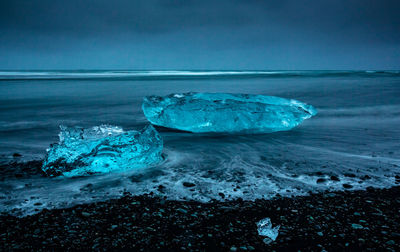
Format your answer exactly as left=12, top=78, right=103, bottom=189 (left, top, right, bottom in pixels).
left=0, top=0, right=399, bottom=70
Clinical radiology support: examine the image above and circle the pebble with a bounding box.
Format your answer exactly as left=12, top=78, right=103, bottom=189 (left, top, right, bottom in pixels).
left=330, top=176, right=340, bottom=181
left=386, top=240, right=395, bottom=246
left=343, top=184, right=353, bottom=189
left=177, top=208, right=188, bottom=214
left=81, top=212, right=91, bottom=217
left=351, top=224, right=364, bottom=229
left=182, top=182, right=196, bottom=188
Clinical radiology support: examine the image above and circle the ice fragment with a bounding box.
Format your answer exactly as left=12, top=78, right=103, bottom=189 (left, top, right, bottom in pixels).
left=257, top=217, right=280, bottom=243
left=42, top=124, right=163, bottom=177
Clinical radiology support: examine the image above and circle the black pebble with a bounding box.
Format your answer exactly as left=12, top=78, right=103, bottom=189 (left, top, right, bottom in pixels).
left=361, top=175, right=371, bottom=180
left=183, top=182, right=196, bottom=187
left=343, top=184, right=353, bottom=189
left=330, top=176, right=340, bottom=181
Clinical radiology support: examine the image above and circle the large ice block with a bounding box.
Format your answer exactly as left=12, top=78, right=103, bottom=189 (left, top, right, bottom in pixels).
left=42, top=125, right=163, bottom=177
left=142, top=92, right=317, bottom=133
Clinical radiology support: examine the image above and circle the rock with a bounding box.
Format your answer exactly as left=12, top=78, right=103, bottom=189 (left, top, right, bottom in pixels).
left=177, top=208, right=188, bottom=214
left=247, top=245, right=255, bottom=251
left=386, top=240, right=395, bottom=246
left=182, top=182, right=196, bottom=188
left=361, top=175, right=371, bottom=180
left=343, top=184, right=353, bottom=189
left=81, top=212, right=91, bottom=217
left=142, top=92, right=317, bottom=133
left=351, top=224, right=363, bottom=229
left=330, top=176, right=340, bottom=181
left=157, top=185, right=166, bottom=192
left=392, top=232, right=400, bottom=237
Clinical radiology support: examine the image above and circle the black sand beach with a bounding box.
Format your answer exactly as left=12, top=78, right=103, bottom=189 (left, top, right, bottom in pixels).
left=2, top=183, right=399, bottom=251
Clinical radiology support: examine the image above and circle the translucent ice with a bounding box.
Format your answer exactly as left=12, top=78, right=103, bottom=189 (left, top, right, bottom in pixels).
left=257, top=217, right=280, bottom=243
left=42, top=125, right=163, bottom=177
left=142, top=92, right=317, bottom=133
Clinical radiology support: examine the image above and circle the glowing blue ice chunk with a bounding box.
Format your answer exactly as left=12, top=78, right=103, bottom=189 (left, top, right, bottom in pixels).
left=257, top=217, right=280, bottom=243
left=42, top=125, right=163, bottom=177
left=142, top=92, right=317, bottom=133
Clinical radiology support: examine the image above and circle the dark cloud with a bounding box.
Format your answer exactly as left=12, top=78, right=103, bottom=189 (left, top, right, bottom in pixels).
left=0, top=0, right=251, bottom=35
left=1, top=0, right=399, bottom=39
left=0, top=0, right=399, bottom=69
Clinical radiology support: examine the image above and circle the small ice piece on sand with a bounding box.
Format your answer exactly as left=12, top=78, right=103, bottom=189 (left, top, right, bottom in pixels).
left=42, top=124, right=163, bottom=177
left=257, top=217, right=280, bottom=244
left=142, top=92, right=317, bottom=134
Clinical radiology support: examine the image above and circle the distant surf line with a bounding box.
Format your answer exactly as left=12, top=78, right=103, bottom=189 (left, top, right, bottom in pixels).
left=0, top=70, right=399, bottom=81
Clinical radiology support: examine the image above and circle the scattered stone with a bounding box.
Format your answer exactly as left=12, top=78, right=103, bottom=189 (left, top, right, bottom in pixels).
left=182, top=182, right=196, bottom=188
left=343, top=184, right=353, bottom=189
left=157, top=185, right=166, bottom=192
left=81, top=212, right=91, bottom=217
left=247, top=245, right=255, bottom=250
left=351, top=224, right=364, bottom=229
left=176, top=208, right=187, bottom=214
left=361, top=175, right=371, bottom=180
left=330, top=176, right=340, bottom=181
left=386, top=240, right=395, bottom=246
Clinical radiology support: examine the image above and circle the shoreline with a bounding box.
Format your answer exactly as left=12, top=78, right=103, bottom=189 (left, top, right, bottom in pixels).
left=1, top=185, right=399, bottom=250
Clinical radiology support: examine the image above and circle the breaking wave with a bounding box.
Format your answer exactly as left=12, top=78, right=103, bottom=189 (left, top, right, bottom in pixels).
left=1, top=70, right=400, bottom=80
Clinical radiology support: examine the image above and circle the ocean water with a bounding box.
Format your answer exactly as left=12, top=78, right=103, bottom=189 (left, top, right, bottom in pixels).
left=0, top=70, right=399, bottom=216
